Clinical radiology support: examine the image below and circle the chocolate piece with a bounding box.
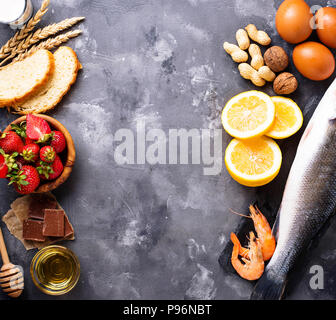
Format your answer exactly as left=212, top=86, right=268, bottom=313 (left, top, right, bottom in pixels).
left=64, top=214, right=74, bottom=238
left=3, top=193, right=75, bottom=251
left=28, top=194, right=57, bottom=220
left=42, top=209, right=65, bottom=237
left=23, top=219, right=45, bottom=242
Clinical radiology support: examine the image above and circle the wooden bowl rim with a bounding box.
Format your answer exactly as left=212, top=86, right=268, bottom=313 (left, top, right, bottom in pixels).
left=5, top=115, right=76, bottom=193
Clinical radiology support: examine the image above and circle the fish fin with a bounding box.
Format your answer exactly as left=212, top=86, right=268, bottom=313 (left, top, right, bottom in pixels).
left=250, top=270, right=287, bottom=300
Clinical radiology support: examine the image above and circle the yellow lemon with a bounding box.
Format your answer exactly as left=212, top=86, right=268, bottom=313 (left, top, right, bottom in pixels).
left=225, top=137, right=282, bottom=187
left=221, top=91, right=275, bottom=139
left=266, top=96, right=303, bottom=139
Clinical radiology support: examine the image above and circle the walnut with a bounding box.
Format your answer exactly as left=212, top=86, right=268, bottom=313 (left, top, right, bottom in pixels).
left=273, top=72, right=298, bottom=95
left=264, top=46, right=289, bottom=73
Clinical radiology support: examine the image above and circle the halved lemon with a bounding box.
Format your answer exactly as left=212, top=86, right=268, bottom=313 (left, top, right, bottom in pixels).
left=221, top=91, right=275, bottom=139
left=225, top=137, right=282, bottom=187
left=266, top=96, right=303, bottom=139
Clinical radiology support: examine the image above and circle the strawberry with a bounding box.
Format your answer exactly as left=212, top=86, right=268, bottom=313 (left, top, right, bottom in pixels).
left=26, top=114, right=52, bottom=142
left=49, top=156, right=64, bottom=180
left=11, top=122, right=27, bottom=139
left=21, top=143, right=40, bottom=162
left=51, top=131, right=66, bottom=153
left=48, top=156, right=64, bottom=180
left=25, top=137, right=35, bottom=145
left=37, top=155, right=63, bottom=180
left=0, top=154, right=8, bottom=178
left=0, top=149, right=19, bottom=173
left=0, top=131, right=24, bottom=154
left=36, top=160, right=53, bottom=180
left=40, top=146, right=56, bottom=163
left=9, top=165, right=40, bottom=194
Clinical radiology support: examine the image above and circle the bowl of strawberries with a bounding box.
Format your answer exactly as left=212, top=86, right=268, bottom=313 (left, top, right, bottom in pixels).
left=0, top=114, right=75, bottom=194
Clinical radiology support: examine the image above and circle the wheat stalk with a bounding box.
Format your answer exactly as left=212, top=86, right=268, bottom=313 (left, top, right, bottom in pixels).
left=11, top=29, right=82, bottom=63
left=0, top=0, right=50, bottom=60
left=0, top=17, right=84, bottom=66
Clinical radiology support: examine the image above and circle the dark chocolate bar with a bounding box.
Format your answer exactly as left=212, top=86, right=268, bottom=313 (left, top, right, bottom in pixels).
left=23, top=219, right=46, bottom=242
left=64, top=214, right=74, bottom=238
left=42, top=209, right=65, bottom=237
left=28, top=194, right=58, bottom=220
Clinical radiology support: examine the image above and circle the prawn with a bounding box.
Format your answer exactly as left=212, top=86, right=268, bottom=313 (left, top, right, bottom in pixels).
left=232, top=205, right=276, bottom=261
left=248, top=204, right=276, bottom=261
left=230, top=231, right=264, bottom=281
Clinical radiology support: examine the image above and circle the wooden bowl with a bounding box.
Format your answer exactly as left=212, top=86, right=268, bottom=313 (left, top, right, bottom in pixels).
left=4, top=115, right=76, bottom=193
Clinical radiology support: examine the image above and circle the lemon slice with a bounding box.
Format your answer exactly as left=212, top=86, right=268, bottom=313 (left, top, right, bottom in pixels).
left=221, top=91, right=275, bottom=139
left=225, top=137, right=282, bottom=187
left=266, top=96, right=303, bottom=139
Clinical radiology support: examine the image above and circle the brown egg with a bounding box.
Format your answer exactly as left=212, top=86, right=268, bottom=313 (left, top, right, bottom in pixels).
left=316, top=7, right=336, bottom=48
left=276, top=0, right=313, bottom=44
left=293, top=42, right=335, bottom=81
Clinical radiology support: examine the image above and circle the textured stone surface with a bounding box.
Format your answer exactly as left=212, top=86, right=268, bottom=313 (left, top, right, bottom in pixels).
left=0, top=0, right=336, bottom=300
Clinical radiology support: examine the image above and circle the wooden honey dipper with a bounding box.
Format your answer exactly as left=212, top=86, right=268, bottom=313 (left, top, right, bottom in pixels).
left=0, top=227, right=23, bottom=298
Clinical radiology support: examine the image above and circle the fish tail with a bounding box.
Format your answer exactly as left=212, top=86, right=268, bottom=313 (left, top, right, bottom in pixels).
left=250, top=269, right=287, bottom=300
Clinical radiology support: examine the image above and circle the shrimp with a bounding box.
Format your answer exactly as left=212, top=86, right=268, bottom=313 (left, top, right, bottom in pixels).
left=248, top=204, right=276, bottom=261
left=233, top=205, right=276, bottom=261
left=230, top=231, right=264, bottom=281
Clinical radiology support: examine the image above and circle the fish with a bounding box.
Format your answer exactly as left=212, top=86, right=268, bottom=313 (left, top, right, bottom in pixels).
left=251, top=78, right=336, bottom=300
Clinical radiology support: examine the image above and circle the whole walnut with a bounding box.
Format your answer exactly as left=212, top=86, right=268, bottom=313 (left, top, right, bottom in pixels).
left=273, top=72, right=298, bottom=95
left=264, top=46, right=289, bottom=73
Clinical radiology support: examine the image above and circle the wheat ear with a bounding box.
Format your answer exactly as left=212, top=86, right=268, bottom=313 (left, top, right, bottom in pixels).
left=12, top=29, right=82, bottom=63
left=0, top=17, right=84, bottom=66
left=0, top=0, right=50, bottom=60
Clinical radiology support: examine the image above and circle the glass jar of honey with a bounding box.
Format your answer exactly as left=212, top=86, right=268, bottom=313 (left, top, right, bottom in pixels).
left=30, top=245, right=80, bottom=295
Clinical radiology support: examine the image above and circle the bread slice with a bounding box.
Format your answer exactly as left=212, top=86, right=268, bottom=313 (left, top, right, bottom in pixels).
left=0, top=50, right=55, bottom=108
left=13, top=47, right=81, bottom=114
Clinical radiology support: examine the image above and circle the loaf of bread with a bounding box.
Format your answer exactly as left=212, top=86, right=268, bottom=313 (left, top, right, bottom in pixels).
left=13, top=46, right=81, bottom=114
left=0, top=50, right=55, bottom=108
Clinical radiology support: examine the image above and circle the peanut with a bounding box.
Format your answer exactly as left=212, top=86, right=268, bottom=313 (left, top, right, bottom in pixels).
left=223, top=42, right=248, bottom=63
left=248, top=44, right=264, bottom=70
left=238, top=63, right=266, bottom=87
left=245, top=24, right=271, bottom=46
left=258, top=66, right=276, bottom=82
left=236, top=29, right=250, bottom=50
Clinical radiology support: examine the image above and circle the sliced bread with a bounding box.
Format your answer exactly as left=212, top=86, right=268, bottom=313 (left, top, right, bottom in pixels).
left=13, top=46, right=81, bottom=114
left=0, top=49, right=55, bottom=108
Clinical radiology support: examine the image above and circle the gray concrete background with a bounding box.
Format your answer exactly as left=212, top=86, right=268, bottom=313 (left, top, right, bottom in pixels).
left=0, top=0, right=336, bottom=300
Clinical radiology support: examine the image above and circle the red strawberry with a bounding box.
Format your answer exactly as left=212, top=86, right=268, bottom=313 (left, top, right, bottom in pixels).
left=9, top=165, right=40, bottom=194
left=11, top=122, right=27, bottom=139
left=40, top=146, right=56, bottom=163
left=37, top=155, right=63, bottom=180
left=0, top=149, right=19, bottom=173
left=0, top=131, right=24, bottom=154
left=0, top=154, right=8, bottom=178
left=21, top=143, right=40, bottom=162
left=26, top=114, right=52, bottom=142
left=49, top=156, right=63, bottom=180
left=36, top=160, right=52, bottom=180
left=25, top=137, right=35, bottom=145
left=49, top=156, right=64, bottom=180
left=51, top=131, right=66, bottom=153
